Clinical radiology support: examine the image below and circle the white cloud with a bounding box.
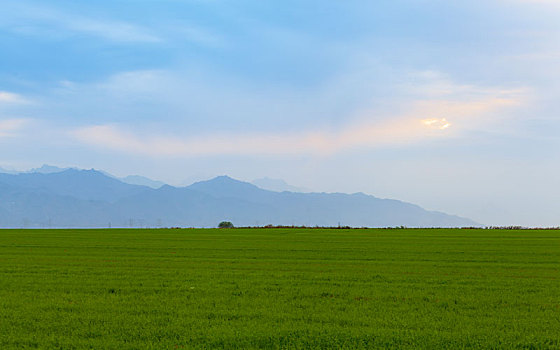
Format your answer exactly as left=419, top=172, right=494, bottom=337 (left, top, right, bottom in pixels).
left=2, top=2, right=225, bottom=46
left=0, top=118, right=30, bottom=137
left=423, top=118, right=451, bottom=130
left=71, top=93, right=519, bottom=157
left=168, top=25, right=225, bottom=48
left=0, top=91, right=29, bottom=105
left=513, top=0, right=560, bottom=5
left=64, top=17, right=161, bottom=43
left=52, top=65, right=526, bottom=158
left=2, top=3, right=161, bottom=43
left=402, top=70, right=528, bottom=100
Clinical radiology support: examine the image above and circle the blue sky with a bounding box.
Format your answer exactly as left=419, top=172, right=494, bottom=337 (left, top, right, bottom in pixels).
left=0, top=0, right=559, bottom=226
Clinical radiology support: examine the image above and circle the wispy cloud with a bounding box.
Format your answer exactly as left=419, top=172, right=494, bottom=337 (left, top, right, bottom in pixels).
left=64, top=17, right=161, bottom=43
left=166, top=24, right=225, bottom=48
left=512, top=0, right=560, bottom=6
left=401, top=71, right=528, bottom=100
left=0, top=91, right=29, bottom=105
left=0, top=118, right=30, bottom=138
left=39, top=64, right=526, bottom=158
left=2, top=2, right=161, bottom=43
left=1, top=1, right=226, bottom=46
left=71, top=94, right=519, bottom=157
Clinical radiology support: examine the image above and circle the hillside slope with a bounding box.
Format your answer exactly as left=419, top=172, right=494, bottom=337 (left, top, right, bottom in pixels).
left=0, top=171, right=479, bottom=228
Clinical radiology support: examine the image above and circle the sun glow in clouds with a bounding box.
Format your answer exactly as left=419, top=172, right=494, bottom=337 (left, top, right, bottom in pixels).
left=72, top=116, right=456, bottom=158
left=71, top=94, right=524, bottom=158
left=422, top=118, right=451, bottom=130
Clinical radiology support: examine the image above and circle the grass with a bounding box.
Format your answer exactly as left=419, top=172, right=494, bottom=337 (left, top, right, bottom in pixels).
left=0, top=228, right=559, bottom=349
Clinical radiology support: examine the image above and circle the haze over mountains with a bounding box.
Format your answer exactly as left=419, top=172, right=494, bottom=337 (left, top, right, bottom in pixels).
left=251, top=177, right=309, bottom=193
left=0, top=166, right=479, bottom=228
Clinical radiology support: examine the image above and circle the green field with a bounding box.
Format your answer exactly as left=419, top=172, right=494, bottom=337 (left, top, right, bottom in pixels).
left=0, top=228, right=558, bottom=349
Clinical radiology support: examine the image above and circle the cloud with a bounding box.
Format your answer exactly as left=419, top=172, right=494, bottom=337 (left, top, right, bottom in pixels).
left=2, top=2, right=225, bottom=46
left=423, top=118, right=451, bottom=130
left=402, top=71, right=528, bottom=100
left=71, top=93, right=519, bottom=157
left=512, top=0, right=560, bottom=5
left=0, top=91, right=29, bottom=105
left=47, top=65, right=528, bottom=136
left=0, top=118, right=30, bottom=137
left=71, top=120, right=426, bottom=157
left=53, top=65, right=526, bottom=158
left=64, top=17, right=161, bottom=43
left=167, top=25, right=225, bottom=48
left=2, top=3, right=161, bottom=43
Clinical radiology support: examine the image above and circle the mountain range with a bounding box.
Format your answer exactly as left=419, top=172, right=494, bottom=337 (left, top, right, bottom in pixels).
left=250, top=177, right=309, bottom=192
left=0, top=165, right=166, bottom=189
left=0, top=167, right=479, bottom=228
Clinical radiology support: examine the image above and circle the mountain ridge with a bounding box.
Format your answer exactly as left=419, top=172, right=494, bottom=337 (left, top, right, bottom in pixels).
left=0, top=168, right=480, bottom=228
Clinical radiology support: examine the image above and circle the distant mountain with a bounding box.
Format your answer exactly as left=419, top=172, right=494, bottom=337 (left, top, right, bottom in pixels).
left=120, top=175, right=166, bottom=189
left=0, top=170, right=480, bottom=228
left=0, top=169, right=147, bottom=202
left=0, top=166, right=19, bottom=175
left=28, top=164, right=70, bottom=174
left=251, top=177, right=308, bottom=192
left=1, top=164, right=166, bottom=189
left=0, top=164, right=71, bottom=175
left=184, top=176, right=478, bottom=227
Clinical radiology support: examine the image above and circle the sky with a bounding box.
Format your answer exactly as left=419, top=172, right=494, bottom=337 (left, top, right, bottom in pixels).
left=0, top=0, right=559, bottom=226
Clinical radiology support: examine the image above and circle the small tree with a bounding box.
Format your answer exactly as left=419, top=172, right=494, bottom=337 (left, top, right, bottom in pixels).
left=218, top=221, right=234, bottom=229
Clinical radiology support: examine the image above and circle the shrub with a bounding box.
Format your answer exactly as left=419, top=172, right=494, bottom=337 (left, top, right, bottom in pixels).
left=218, top=221, right=234, bottom=229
